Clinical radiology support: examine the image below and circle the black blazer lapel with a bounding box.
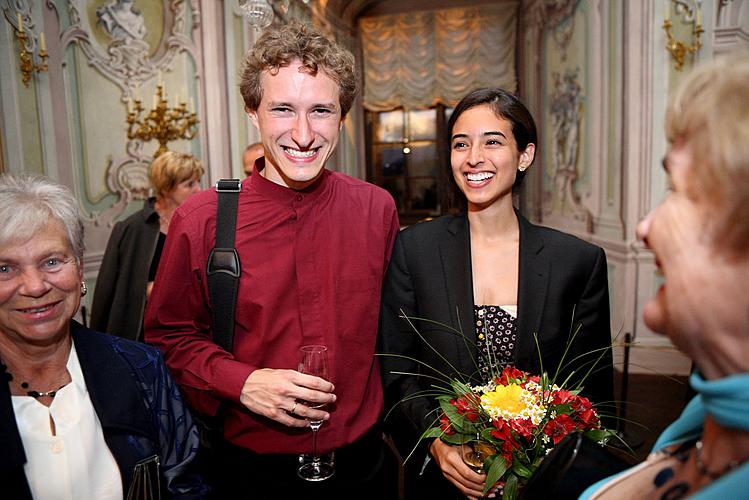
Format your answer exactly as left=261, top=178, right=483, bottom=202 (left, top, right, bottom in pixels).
left=515, top=214, right=550, bottom=366
left=72, top=322, right=154, bottom=438
left=0, top=368, right=33, bottom=499
left=72, top=322, right=156, bottom=493
left=440, top=216, right=478, bottom=376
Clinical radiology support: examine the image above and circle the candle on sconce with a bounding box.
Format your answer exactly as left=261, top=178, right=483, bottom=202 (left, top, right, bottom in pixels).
left=189, top=97, right=194, bottom=113
left=40, top=32, right=46, bottom=51
left=696, top=5, right=701, bottom=26
left=17, top=12, right=23, bottom=33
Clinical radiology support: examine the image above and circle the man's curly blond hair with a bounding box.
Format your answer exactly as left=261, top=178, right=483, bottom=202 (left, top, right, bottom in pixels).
left=239, top=21, right=357, bottom=117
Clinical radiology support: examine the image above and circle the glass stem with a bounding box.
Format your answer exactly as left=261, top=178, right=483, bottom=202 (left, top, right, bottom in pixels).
left=311, top=426, right=320, bottom=462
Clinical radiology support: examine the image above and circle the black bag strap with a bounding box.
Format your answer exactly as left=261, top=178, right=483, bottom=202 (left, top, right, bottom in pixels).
left=206, top=178, right=241, bottom=352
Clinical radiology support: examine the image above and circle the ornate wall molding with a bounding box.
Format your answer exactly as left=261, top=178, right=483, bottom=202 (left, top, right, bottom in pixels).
left=60, top=1, right=199, bottom=96
left=528, top=0, right=579, bottom=59
left=714, top=0, right=749, bottom=54
left=57, top=0, right=203, bottom=227
left=544, top=67, right=594, bottom=230
left=3, top=1, right=44, bottom=60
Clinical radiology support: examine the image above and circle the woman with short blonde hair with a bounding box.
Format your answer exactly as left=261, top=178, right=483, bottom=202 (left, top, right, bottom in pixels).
left=91, top=151, right=203, bottom=341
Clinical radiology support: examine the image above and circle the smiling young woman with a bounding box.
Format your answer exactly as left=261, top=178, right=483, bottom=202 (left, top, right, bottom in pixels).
left=379, top=88, right=614, bottom=499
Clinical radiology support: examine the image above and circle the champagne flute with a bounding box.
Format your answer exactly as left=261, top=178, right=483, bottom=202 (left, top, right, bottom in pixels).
left=297, top=345, right=335, bottom=481
left=461, top=436, right=494, bottom=474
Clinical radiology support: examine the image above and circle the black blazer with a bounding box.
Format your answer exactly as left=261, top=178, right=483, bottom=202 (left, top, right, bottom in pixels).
left=378, top=212, right=614, bottom=461
left=91, top=198, right=161, bottom=341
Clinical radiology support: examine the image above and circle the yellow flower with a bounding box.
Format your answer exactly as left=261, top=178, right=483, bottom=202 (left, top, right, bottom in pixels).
left=481, top=383, right=526, bottom=413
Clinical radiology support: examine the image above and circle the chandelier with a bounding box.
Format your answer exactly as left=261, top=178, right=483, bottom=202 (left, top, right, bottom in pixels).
left=239, top=0, right=290, bottom=28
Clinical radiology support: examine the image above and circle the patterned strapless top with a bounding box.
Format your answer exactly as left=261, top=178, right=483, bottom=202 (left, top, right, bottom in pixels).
left=474, top=305, right=518, bottom=382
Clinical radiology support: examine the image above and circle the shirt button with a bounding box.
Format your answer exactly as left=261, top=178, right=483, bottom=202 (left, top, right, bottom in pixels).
left=51, top=440, right=64, bottom=454
left=290, top=214, right=297, bottom=221
left=296, top=194, right=303, bottom=202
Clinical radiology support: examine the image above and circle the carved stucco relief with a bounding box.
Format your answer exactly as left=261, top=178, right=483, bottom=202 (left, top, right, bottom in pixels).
left=544, top=67, right=592, bottom=230
left=530, top=0, right=595, bottom=230
left=56, top=0, right=201, bottom=227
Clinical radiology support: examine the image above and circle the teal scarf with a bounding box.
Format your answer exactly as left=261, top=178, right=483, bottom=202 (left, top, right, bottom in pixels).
left=655, top=372, right=749, bottom=449
left=581, top=372, right=749, bottom=499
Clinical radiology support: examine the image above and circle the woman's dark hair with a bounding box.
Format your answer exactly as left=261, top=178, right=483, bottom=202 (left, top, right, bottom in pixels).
left=445, top=88, right=537, bottom=211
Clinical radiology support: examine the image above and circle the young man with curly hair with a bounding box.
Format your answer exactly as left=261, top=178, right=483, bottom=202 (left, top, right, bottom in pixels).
left=145, top=21, right=399, bottom=498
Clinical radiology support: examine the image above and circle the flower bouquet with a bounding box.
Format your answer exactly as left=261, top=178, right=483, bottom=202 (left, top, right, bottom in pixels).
left=421, top=365, right=615, bottom=498
left=390, top=314, right=618, bottom=499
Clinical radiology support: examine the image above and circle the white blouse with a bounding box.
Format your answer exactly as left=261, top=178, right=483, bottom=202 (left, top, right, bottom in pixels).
left=11, top=343, right=123, bottom=500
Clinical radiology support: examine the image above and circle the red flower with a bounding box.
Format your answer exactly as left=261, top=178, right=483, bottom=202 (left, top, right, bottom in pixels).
left=500, top=441, right=515, bottom=464
left=543, top=413, right=576, bottom=444
left=570, top=396, right=600, bottom=429
left=490, top=419, right=520, bottom=450
left=552, top=389, right=576, bottom=405
left=451, top=395, right=480, bottom=422
left=490, top=420, right=518, bottom=463
left=497, top=367, right=526, bottom=385
left=509, top=417, right=534, bottom=440
left=440, top=414, right=455, bottom=435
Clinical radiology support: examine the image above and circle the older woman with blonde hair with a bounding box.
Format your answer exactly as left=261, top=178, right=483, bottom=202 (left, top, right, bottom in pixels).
left=0, top=174, right=206, bottom=499
left=91, top=151, right=203, bottom=341
left=582, top=51, right=749, bottom=498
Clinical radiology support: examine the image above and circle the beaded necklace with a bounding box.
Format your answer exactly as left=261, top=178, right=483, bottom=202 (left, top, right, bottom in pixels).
left=1, top=360, right=68, bottom=399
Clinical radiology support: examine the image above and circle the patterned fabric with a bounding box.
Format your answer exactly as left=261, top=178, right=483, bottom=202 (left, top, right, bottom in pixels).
left=474, top=305, right=518, bottom=381
left=72, top=323, right=207, bottom=498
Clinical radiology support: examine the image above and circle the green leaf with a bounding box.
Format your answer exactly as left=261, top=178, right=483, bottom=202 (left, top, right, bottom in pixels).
left=451, top=379, right=473, bottom=395
left=502, top=473, right=519, bottom=500
left=584, top=429, right=617, bottom=444
left=512, top=463, right=533, bottom=479
left=439, top=398, right=461, bottom=421
left=438, top=398, right=480, bottom=434
left=554, top=403, right=573, bottom=415
left=484, top=455, right=508, bottom=495
left=422, top=427, right=444, bottom=439
left=441, top=432, right=467, bottom=446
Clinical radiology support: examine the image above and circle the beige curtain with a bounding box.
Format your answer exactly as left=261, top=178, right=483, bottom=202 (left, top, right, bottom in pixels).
left=359, top=3, right=518, bottom=111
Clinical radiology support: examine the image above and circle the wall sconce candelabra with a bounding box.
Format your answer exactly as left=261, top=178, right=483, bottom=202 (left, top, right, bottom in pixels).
left=14, top=13, right=48, bottom=87
left=126, top=83, right=199, bottom=158
left=663, top=0, right=704, bottom=71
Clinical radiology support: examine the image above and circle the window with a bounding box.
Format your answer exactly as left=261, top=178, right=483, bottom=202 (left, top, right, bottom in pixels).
left=366, top=106, right=452, bottom=224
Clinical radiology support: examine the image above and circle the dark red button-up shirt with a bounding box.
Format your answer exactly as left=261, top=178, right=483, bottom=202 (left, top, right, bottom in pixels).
left=144, top=167, right=399, bottom=454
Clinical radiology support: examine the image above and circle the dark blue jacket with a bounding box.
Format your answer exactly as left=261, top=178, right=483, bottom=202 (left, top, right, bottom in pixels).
left=0, top=321, right=207, bottom=499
